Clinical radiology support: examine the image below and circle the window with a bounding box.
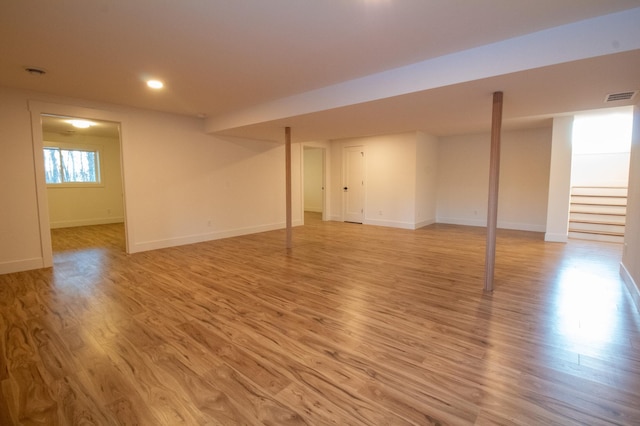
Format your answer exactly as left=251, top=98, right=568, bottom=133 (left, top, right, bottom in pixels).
left=44, top=146, right=101, bottom=185
left=572, top=110, right=633, bottom=154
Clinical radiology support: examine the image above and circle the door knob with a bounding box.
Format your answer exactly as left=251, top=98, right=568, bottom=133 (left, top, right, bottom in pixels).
left=343, top=186, right=348, bottom=191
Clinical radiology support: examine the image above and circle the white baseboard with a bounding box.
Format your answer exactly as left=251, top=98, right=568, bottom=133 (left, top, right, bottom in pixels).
left=436, top=217, right=485, bottom=228
left=498, top=221, right=546, bottom=232
left=0, top=257, right=45, bottom=275
left=436, top=217, right=545, bottom=232
left=131, top=220, right=304, bottom=253
left=327, top=216, right=435, bottom=230
left=364, top=218, right=415, bottom=230
left=304, top=207, right=323, bottom=213
left=50, top=217, right=125, bottom=229
left=414, top=218, right=436, bottom=229
left=620, top=262, right=640, bottom=314
left=544, top=232, right=568, bottom=243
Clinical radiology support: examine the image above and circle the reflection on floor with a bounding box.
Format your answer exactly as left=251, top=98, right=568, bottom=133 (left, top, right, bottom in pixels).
left=0, top=220, right=638, bottom=424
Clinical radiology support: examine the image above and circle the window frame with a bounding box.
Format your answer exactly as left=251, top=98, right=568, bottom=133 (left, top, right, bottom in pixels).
left=43, top=141, right=104, bottom=188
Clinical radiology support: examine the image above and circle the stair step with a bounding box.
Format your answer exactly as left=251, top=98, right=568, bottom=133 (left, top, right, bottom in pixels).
left=569, top=187, right=627, bottom=244
left=570, top=204, right=627, bottom=215
left=568, top=228, right=624, bottom=237
left=571, top=187, right=628, bottom=197
left=569, top=231, right=624, bottom=244
left=569, top=222, right=625, bottom=234
left=570, top=196, right=627, bottom=206
left=569, top=213, right=626, bottom=224
left=569, top=218, right=626, bottom=226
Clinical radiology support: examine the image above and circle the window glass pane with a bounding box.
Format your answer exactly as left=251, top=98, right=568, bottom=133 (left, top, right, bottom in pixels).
left=43, top=147, right=99, bottom=184
left=43, top=148, right=62, bottom=184
left=572, top=112, right=633, bottom=154
left=60, top=150, right=97, bottom=182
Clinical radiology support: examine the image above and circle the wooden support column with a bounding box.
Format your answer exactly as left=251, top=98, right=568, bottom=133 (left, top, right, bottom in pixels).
left=285, top=126, right=293, bottom=249
left=484, top=91, right=503, bottom=292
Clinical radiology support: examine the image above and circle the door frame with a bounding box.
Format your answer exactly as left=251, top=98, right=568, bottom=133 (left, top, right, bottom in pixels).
left=29, top=101, right=131, bottom=267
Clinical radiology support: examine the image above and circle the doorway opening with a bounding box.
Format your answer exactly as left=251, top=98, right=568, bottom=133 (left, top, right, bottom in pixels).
left=569, top=107, right=633, bottom=243
left=41, top=115, right=126, bottom=255
left=303, top=146, right=326, bottom=224
left=29, top=100, right=130, bottom=268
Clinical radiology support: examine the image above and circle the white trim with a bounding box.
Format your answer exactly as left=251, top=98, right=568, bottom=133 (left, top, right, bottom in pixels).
left=50, top=217, right=125, bottom=229
left=130, top=220, right=304, bottom=253
left=437, top=217, right=546, bottom=232
left=339, top=217, right=435, bottom=230
left=545, top=232, right=569, bottom=243
left=436, top=217, right=486, bottom=228
left=29, top=104, right=53, bottom=267
left=620, top=262, right=640, bottom=314
left=496, top=221, right=546, bottom=232
left=304, top=207, right=323, bottom=213
left=414, top=218, right=436, bottom=229
left=0, top=258, right=45, bottom=275
left=364, top=218, right=415, bottom=230
left=28, top=101, right=132, bottom=262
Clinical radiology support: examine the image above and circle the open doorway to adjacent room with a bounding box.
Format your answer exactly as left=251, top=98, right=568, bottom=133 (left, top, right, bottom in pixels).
left=40, top=114, right=127, bottom=255
left=303, top=146, right=326, bottom=224
left=569, top=107, right=633, bottom=243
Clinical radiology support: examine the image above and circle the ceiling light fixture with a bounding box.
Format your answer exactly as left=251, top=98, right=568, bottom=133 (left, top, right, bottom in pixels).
left=67, top=119, right=96, bottom=129
left=147, top=79, right=164, bottom=89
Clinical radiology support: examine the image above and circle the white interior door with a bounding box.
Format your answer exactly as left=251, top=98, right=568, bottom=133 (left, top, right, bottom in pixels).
left=343, top=146, right=364, bottom=223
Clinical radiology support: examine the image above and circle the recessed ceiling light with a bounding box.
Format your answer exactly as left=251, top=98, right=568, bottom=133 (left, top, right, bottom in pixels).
left=147, top=79, right=164, bottom=89
left=67, top=119, right=95, bottom=129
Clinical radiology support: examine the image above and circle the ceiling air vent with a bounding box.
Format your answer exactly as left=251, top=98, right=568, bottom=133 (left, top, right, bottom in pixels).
left=604, top=91, right=637, bottom=102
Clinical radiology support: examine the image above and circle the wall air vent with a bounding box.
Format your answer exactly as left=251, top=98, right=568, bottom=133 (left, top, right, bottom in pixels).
left=604, top=91, right=637, bottom=102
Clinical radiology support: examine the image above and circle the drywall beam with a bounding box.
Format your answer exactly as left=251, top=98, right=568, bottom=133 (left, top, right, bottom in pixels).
left=206, top=8, right=640, bottom=135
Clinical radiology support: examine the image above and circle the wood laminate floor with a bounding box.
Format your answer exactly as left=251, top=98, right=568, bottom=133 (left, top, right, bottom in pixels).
left=1, top=213, right=639, bottom=425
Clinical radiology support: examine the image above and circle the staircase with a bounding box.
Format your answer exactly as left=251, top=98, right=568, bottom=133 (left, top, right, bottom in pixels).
left=569, top=186, right=627, bottom=243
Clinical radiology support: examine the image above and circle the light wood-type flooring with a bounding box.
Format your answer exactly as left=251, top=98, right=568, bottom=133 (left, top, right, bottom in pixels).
left=1, top=212, right=639, bottom=425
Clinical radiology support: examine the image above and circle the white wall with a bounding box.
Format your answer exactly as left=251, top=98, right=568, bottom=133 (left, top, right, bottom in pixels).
left=44, top=132, right=124, bottom=228
left=0, top=87, right=302, bottom=274
left=120, top=112, right=301, bottom=252
left=545, top=117, right=574, bottom=242
left=415, top=131, right=438, bottom=228
left=621, top=104, right=640, bottom=312
left=331, top=132, right=423, bottom=229
left=0, top=89, right=44, bottom=273
left=572, top=153, right=630, bottom=187
left=437, top=127, right=552, bottom=232
left=303, top=148, right=323, bottom=212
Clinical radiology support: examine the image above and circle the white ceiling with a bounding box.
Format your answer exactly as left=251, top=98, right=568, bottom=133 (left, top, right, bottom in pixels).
left=41, top=115, right=120, bottom=139
left=2, top=0, right=640, bottom=141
